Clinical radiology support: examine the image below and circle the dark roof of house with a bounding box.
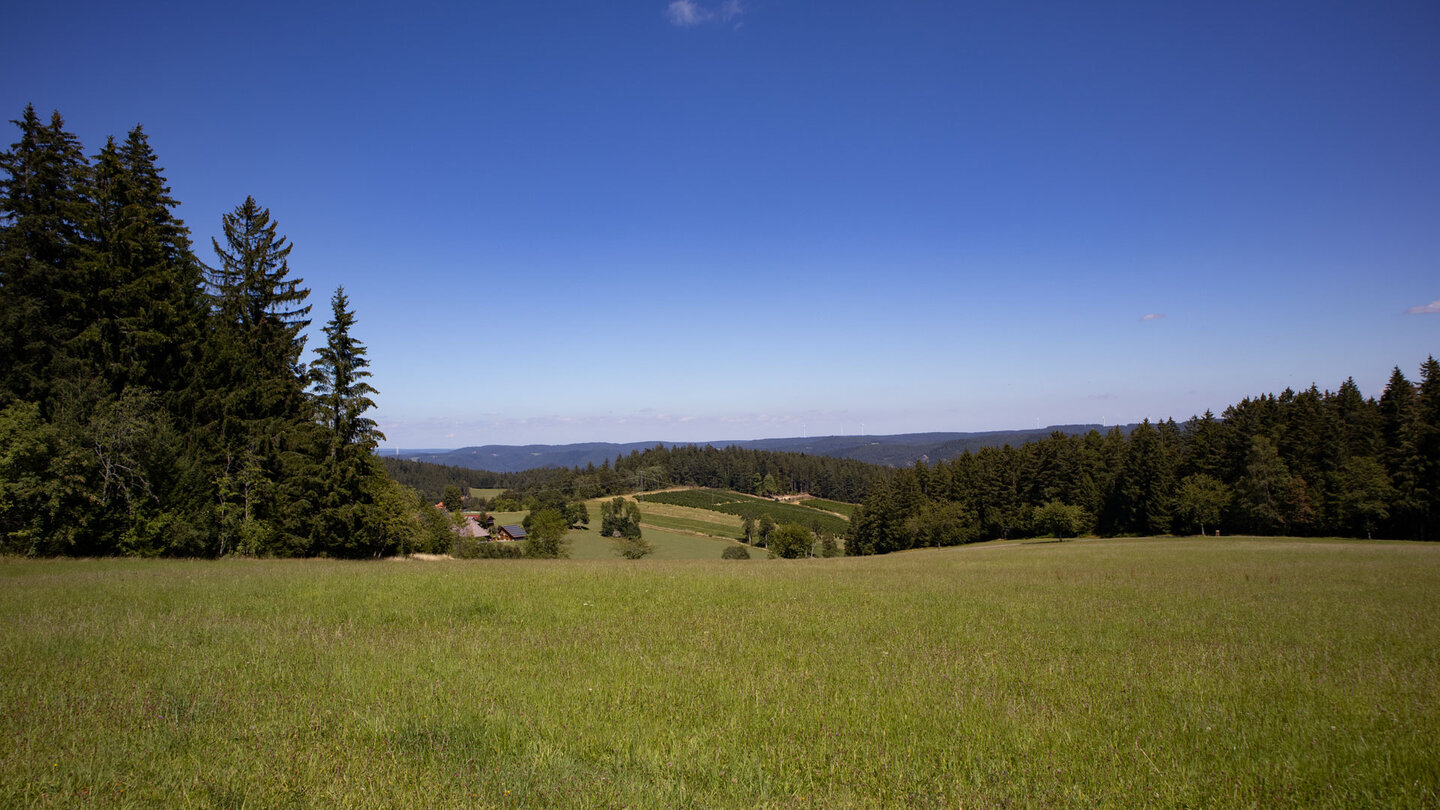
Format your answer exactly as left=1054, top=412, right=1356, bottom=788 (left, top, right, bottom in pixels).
left=501, top=524, right=527, bottom=539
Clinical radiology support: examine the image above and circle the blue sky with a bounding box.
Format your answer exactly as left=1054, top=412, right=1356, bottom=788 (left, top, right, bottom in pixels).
left=5, top=1, right=1438, bottom=448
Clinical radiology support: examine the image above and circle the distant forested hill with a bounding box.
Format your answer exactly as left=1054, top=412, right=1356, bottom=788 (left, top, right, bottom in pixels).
left=396, top=425, right=1116, bottom=472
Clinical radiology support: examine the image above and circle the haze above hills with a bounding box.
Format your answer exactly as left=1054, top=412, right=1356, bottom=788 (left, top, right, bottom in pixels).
left=392, top=424, right=1126, bottom=472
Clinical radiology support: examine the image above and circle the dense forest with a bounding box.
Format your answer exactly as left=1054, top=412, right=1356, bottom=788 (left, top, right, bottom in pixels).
left=847, top=365, right=1440, bottom=553
left=386, top=443, right=887, bottom=506
left=379, top=458, right=518, bottom=501
left=0, top=106, right=451, bottom=557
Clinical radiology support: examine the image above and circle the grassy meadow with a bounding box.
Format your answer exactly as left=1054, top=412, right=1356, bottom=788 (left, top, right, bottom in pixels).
left=3, top=538, right=1438, bottom=807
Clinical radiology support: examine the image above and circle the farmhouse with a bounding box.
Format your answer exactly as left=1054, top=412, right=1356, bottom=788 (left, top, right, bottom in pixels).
left=496, top=524, right=527, bottom=542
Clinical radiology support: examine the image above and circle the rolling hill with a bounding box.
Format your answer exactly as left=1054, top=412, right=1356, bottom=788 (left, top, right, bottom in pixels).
left=391, top=424, right=1125, bottom=472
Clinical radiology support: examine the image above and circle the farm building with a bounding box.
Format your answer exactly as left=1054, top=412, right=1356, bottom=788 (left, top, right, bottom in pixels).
left=496, top=524, right=527, bottom=542
left=456, top=516, right=488, bottom=539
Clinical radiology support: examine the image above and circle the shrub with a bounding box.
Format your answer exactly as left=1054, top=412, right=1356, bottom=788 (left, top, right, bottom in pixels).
left=452, top=537, right=523, bottom=559
left=721, top=545, right=751, bottom=560
left=611, top=535, right=654, bottom=559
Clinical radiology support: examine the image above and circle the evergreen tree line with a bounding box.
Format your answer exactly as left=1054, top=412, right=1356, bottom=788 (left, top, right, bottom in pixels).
left=471, top=442, right=889, bottom=508
left=379, top=458, right=527, bottom=502
left=0, top=106, right=437, bottom=557
left=847, top=362, right=1440, bottom=554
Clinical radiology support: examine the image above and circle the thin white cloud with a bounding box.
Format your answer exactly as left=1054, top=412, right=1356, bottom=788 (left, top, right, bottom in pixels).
left=665, top=0, right=712, bottom=26
left=665, top=0, right=743, bottom=27
left=1140, top=313, right=1165, bottom=322
left=1404, top=299, right=1440, bottom=315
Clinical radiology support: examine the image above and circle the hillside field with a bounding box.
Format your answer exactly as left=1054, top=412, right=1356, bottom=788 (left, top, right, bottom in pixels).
left=637, top=489, right=850, bottom=536
left=799, top=497, right=857, bottom=517
left=483, top=495, right=764, bottom=560
left=2, top=538, right=1437, bottom=807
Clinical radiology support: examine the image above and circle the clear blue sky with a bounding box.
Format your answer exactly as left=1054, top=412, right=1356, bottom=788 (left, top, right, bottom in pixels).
left=5, top=1, right=1438, bottom=448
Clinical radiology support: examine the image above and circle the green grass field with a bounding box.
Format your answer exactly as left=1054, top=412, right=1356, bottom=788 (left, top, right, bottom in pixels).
left=488, top=510, right=529, bottom=528
left=632, top=499, right=745, bottom=538
left=564, top=525, right=753, bottom=561
left=5, top=538, right=1436, bottom=807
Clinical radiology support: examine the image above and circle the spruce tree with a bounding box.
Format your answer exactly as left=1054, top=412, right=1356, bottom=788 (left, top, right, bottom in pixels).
left=1416, top=357, right=1440, bottom=540
left=0, top=107, right=93, bottom=408
left=311, top=287, right=381, bottom=455
left=84, top=127, right=205, bottom=397
left=309, top=286, right=390, bottom=557
left=201, top=197, right=313, bottom=555
left=73, top=127, right=212, bottom=553
left=1378, top=367, right=1420, bottom=536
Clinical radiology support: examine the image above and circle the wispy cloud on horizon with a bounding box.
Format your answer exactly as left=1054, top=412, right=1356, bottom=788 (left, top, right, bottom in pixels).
left=665, top=0, right=743, bottom=28
left=1140, top=313, right=1165, bottom=322
left=1404, top=299, right=1440, bottom=315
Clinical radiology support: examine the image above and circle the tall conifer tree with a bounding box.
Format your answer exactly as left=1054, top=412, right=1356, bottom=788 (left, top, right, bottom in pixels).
left=0, top=107, right=93, bottom=408
left=1415, top=357, right=1440, bottom=540
left=202, top=197, right=312, bottom=555
left=309, top=286, right=390, bottom=556
left=311, top=286, right=381, bottom=456
left=83, top=129, right=206, bottom=398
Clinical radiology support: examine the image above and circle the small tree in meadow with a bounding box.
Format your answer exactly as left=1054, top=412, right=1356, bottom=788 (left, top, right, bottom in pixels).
left=757, top=513, right=776, bottom=547
left=600, top=496, right=642, bottom=538
left=768, top=523, right=814, bottom=558
left=1176, top=474, right=1231, bottom=536
left=1033, top=501, right=1090, bottom=539
left=564, top=501, right=590, bottom=529
left=522, top=509, right=570, bottom=558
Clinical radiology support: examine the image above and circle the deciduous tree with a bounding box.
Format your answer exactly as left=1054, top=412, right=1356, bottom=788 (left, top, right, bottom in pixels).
left=1338, top=457, right=1393, bottom=540
left=1176, top=474, right=1230, bottom=536
left=767, top=523, right=814, bottom=558
left=524, top=508, right=571, bottom=558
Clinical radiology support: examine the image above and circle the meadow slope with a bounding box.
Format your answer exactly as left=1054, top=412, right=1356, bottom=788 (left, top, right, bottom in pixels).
left=1, top=538, right=1437, bottom=808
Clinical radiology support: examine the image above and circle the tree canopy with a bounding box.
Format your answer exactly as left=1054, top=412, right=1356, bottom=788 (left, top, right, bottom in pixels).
left=0, top=108, right=420, bottom=558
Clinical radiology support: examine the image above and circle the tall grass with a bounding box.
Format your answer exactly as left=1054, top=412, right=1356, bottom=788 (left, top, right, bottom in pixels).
left=2, top=537, right=1437, bottom=807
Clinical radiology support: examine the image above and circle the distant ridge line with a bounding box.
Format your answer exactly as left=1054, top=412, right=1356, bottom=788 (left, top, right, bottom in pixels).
left=388, top=424, right=1135, bottom=473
